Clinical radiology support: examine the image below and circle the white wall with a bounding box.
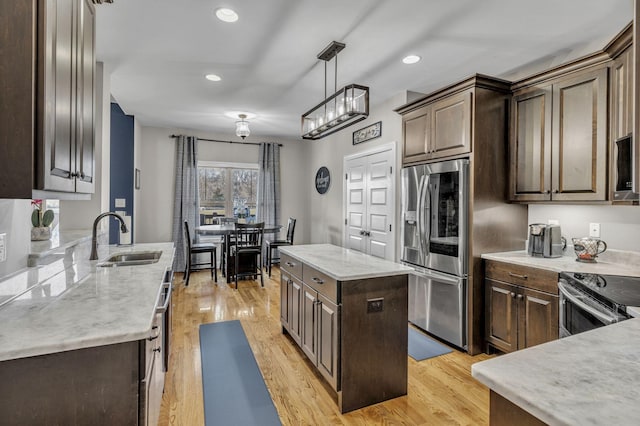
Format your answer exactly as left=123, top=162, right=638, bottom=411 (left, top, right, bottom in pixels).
left=529, top=204, right=640, bottom=251
left=135, top=126, right=311, bottom=244
left=307, top=92, right=410, bottom=253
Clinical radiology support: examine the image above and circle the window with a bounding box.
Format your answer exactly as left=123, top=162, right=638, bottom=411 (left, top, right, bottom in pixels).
left=198, top=162, right=258, bottom=224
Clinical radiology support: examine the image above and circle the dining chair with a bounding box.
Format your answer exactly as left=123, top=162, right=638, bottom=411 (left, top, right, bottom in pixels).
left=184, top=221, right=217, bottom=286
left=265, top=218, right=296, bottom=277
left=215, top=216, right=238, bottom=275
left=231, top=222, right=265, bottom=289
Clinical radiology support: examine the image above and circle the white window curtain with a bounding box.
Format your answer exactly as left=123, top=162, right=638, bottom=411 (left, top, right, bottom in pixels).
left=256, top=143, right=281, bottom=237
left=171, top=135, right=199, bottom=272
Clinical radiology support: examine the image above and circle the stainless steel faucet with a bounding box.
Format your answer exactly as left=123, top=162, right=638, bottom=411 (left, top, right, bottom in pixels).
left=89, top=212, right=129, bottom=260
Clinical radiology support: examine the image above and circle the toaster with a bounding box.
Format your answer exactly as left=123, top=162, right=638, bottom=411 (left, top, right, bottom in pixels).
left=528, top=224, right=564, bottom=258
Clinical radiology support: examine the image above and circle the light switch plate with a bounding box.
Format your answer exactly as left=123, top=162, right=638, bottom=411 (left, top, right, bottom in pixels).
left=0, top=233, right=6, bottom=262
left=115, top=198, right=126, bottom=208
left=589, top=223, right=601, bottom=238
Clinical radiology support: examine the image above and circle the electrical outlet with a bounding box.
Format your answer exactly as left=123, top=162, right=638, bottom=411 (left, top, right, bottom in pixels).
left=115, top=198, right=126, bottom=208
left=367, top=298, right=384, bottom=313
left=589, top=223, right=601, bottom=238
left=0, top=233, right=6, bottom=262
left=548, top=219, right=559, bottom=225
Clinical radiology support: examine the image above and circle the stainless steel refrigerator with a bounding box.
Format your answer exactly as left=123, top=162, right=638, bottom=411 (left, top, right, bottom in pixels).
left=401, top=159, right=469, bottom=349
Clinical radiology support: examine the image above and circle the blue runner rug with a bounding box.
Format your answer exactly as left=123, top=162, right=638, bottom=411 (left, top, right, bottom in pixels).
left=408, top=326, right=452, bottom=361
left=199, top=320, right=281, bottom=426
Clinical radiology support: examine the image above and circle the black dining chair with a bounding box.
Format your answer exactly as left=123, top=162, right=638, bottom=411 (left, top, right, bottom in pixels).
left=184, top=221, right=217, bottom=286
left=265, top=218, right=296, bottom=277
left=216, top=217, right=238, bottom=276
left=231, top=222, right=265, bottom=289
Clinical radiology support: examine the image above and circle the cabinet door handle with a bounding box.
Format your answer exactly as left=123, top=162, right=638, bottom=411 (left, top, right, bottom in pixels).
left=285, top=262, right=295, bottom=267
left=553, top=189, right=559, bottom=194
left=148, top=335, right=159, bottom=341
left=508, top=272, right=528, bottom=280
left=79, top=172, right=85, bottom=179
left=70, top=172, right=79, bottom=178
left=153, top=348, right=161, bottom=353
left=311, top=277, right=324, bottom=285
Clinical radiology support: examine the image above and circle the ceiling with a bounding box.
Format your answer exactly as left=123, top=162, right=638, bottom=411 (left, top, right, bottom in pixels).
left=96, top=0, right=633, bottom=141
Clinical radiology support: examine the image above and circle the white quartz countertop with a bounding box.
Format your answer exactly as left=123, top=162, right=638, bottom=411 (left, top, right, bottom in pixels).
left=472, top=319, right=640, bottom=426
left=481, top=250, right=640, bottom=277
left=0, top=242, right=174, bottom=362
left=278, top=244, right=413, bottom=281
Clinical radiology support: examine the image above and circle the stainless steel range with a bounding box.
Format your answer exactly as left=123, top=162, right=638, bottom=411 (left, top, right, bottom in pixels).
left=558, top=272, right=640, bottom=337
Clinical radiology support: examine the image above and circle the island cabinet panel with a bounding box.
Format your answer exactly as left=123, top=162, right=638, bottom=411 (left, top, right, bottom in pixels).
left=339, top=276, right=408, bottom=413
left=484, top=260, right=559, bottom=354
left=510, top=65, right=609, bottom=202
left=280, top=253, right=408, bottom=413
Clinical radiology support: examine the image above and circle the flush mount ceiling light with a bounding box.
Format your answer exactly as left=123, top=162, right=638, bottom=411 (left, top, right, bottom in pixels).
left=235, top=114, right=250, bottom=139
left=301, top=41, right=369, bottom=140
left=205, top=74, right=221, bottom=81
left=402, top=55, right=421, bottom=64
left=215, top=8, right=238, bottom=23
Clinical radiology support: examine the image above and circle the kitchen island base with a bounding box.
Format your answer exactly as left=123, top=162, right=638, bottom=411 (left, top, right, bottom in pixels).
left=279, top=245, right=412, bottom=414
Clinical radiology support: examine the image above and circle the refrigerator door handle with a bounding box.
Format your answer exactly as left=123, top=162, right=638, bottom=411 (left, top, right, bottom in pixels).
left=423, top=174, right=432, bottom=257
left=416, top=175, right=426, bottom=259
left=411, top=266, right=462, bottom=286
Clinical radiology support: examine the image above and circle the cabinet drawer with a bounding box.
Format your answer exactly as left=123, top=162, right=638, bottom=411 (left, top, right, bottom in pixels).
left=485, top=260, right=558, bottom=295
left=303, top=264, right=338, bottom=303
left=281, top=253, right=302, bottom=278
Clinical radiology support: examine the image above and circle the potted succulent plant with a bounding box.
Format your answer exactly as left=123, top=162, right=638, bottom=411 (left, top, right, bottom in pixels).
left=30, top=199, right=55, bottom=241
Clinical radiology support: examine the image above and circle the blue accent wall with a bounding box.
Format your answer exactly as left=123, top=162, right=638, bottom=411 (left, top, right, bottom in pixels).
left=109, top=103, right=134, bottom=244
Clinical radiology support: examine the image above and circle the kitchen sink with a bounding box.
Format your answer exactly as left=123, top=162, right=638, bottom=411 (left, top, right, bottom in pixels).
left=97, top=250, right=162, bottom=267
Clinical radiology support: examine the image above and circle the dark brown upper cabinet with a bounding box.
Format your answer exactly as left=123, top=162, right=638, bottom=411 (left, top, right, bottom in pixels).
left=0, top=0, right=96, bottom=199
left=397, top=76, right=508, bottom=167
left=510, top=65, right=609, bottom=202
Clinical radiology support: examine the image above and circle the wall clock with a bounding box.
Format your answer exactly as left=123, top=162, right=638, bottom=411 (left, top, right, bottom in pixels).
left=315, top=166, right=331, bottom=194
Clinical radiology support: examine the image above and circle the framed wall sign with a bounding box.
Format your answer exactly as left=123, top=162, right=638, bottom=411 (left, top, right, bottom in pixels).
left=315, top=166, right=331, bottom=194
left=353, top=121, right=382, bottom=145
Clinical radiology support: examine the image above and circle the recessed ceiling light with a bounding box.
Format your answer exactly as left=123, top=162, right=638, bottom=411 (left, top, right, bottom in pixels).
left=215, top=8, right=238, bottom=23
left=402, top=55, right=421, bottom=65
left=205, top=74, right=221, bottom=82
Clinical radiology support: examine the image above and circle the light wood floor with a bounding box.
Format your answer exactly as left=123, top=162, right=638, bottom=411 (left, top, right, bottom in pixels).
left=159, top=268, right=493, bottom=426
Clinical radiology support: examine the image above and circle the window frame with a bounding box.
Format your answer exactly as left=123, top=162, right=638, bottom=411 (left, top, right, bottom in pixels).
left=198, top=161, right=259, bottom=220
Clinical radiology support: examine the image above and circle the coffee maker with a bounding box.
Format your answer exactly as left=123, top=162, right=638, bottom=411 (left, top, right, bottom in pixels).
left=528, top=224, right=564, bottom=258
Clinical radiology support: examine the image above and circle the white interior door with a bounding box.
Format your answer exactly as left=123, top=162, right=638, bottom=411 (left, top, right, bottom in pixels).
left=344, top=145, right=395, bottom=260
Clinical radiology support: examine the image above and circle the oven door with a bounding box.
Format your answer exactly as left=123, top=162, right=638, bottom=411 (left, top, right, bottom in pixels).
left=558, top=280, right=627, bottom=338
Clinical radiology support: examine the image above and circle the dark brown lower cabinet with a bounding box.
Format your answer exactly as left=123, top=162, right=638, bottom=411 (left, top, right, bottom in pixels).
left=0, top=318, right=163, bottom=425
left=485, top=260, right=559, bottom=353
left=490, top=391, right=546, bottom=426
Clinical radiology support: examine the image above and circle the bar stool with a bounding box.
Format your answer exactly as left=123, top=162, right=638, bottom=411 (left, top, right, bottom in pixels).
left=265, top=217, right=296, bottom=277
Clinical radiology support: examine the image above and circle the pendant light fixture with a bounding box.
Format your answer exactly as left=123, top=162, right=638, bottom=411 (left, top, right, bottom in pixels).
left=235, top=114, right=250, bottom=140
left=301, top=41, right=369, bottom=140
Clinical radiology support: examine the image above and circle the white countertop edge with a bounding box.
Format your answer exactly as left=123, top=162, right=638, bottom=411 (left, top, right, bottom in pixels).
left=0, top=243, right=174, bottom=362
left=472, top=365, right=566, bottom=426
left=279, top=244, right=413, bottom=281
left=0, top=328, right=153, bottom=363
left=471, top=318, right=640, bottom=425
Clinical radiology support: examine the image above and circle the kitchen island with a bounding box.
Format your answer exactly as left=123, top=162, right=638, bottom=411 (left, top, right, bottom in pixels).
left=278, top=244, right=413, bottom=413
left=473, top=314, right=640, bottom=425
left=0, top=241, right=175, bottom=424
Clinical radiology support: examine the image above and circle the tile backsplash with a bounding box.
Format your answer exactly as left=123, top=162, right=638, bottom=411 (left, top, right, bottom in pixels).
left=0, top=200, right=31, bottom=279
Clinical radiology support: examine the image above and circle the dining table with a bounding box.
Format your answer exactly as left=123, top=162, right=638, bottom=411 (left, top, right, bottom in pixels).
left=196, top=223, right=282, bottom=283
